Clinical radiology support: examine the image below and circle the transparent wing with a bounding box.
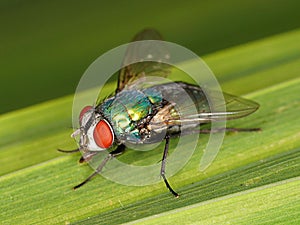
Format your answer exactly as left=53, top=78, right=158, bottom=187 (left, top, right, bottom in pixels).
left=95, top=29, right=171, bottom=106
left=116, top=29, right=171, bottom=93
left=148, top=82, right=259, bottom=127
left=172, top=93, right=259, bottom=124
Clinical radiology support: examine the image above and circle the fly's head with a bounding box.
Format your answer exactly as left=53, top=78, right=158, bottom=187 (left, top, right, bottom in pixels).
left=72, top=106, right=114, bottom=151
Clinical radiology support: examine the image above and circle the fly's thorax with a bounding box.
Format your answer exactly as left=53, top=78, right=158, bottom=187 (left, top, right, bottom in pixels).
left=78, top=106, right=114, bottom=151
left=100, top=89, right=166, bottom=145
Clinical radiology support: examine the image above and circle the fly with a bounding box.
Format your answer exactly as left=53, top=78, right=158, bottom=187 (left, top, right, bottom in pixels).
left=59, top=29, right=260, bottom=197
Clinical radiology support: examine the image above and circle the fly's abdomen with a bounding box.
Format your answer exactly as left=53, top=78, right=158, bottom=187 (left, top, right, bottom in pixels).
left=145, top=82, right=210, bottom=117
left=175, top=82, right=210, bottom=114
left=144, top=82, right=211, bottom=136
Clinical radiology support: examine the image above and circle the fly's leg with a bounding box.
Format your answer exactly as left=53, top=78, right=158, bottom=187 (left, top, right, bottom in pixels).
left=79, top=151, right=99, bottom=163
left=170, top=127, right=261, bottom=138
left=161, top=135, right=179, bottom=198
left=73, top=144, right=126, bottom=190
left=58, top=148, right=98, bottom=163
left=57, top=148, right=80, bottom=153
left=200, top=127, right=261, bottom=134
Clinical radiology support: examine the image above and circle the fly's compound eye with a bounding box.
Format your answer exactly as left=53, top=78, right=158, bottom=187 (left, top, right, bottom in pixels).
left=79, top=105, right=93, bottom=123
left=93, top=120, right=114, bottom=149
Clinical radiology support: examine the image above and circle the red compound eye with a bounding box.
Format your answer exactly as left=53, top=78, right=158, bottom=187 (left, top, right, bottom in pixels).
left=93, top=120, right=114, bottom=148
left=79, top=106, right=93, bottom=122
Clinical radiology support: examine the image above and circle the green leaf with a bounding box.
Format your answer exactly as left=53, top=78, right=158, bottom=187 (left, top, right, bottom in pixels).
left=1, top=29, right=300, bottom=224
left=125, top=177, right=300, bottom=225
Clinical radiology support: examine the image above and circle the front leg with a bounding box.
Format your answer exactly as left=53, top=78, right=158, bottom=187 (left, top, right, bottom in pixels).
left=74, top=144, right=126, bottom=189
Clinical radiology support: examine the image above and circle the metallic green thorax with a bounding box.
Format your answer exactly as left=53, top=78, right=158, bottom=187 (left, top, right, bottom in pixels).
left=99, top=88, right=163, bottom=143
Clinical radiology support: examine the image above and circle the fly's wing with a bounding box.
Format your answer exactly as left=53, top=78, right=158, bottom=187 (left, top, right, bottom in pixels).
left=148, top=82, right=259, bottom=129
left=116, top=29, right=171, bottom=93
left=95, top=29, right=171, bottom=106
left=217, top=92, right=259, bottom=119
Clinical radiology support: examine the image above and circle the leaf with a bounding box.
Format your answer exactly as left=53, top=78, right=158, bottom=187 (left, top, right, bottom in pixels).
left=1, top=29, right=300, bottom=224
left=124, top=177, right=300, bottom=225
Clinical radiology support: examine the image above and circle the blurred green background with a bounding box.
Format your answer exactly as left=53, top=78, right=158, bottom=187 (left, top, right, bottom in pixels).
left=1, top=0, right=299, bottom=114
